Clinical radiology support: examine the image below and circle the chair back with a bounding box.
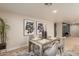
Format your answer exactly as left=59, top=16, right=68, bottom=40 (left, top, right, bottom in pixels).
left=44, top=42, right=59, bottom=56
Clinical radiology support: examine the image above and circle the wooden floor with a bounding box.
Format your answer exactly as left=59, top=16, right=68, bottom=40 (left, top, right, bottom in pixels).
left=64, top=37, right=79, bottom=53
left=0, top=46, right=28, bottom=56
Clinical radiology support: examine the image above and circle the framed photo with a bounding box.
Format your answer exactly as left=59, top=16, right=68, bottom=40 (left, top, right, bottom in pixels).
left=36, top=21, right=44, bottom=34
left=23, top=19, right=35, bottom=35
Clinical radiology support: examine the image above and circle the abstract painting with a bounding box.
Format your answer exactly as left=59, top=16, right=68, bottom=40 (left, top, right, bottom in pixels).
left=36, top=21, right=44, bottom=34
left=24, top=19, right=35, bottom=35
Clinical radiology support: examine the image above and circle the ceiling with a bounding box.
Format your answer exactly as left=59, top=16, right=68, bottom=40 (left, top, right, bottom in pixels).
left=0, top=3, right=79, bottom=23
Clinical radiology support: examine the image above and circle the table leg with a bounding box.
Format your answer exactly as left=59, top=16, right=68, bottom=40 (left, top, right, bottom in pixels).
left=32, top=44, right=35, bottom=52
left=28, top=41, right=31, bottom=52
left=39, top=46, right=43, bottom=56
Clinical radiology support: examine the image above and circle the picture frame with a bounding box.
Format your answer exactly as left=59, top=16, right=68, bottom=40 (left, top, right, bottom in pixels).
left=36, top=21, right=44, bottom=35
left=23, top=19, right=36, bottom=35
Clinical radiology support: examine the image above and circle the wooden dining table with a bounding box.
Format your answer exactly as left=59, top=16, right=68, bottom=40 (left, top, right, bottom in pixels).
left=28, top=38, right=59, bottom=56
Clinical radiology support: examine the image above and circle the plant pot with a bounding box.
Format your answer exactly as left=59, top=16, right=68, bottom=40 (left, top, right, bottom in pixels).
left=0, top=43, right=6, bottom=50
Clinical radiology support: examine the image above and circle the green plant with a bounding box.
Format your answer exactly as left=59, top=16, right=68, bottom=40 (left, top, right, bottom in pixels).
left=0, top=18, right=9, bottom=43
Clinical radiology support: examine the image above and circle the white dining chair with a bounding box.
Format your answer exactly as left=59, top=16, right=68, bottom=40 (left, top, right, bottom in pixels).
left=43, top=41, right=59, bottom=56
left=58, top=37, right=65, bottom=55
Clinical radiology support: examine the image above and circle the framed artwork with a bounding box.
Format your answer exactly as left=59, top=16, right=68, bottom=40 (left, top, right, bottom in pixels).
left=36, top=21, right=44, bottom=34
left=23, top=19, right=35, bottom=35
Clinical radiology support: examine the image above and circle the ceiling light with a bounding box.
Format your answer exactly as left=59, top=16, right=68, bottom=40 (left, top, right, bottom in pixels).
left=52, top=10, right=58, bottom=13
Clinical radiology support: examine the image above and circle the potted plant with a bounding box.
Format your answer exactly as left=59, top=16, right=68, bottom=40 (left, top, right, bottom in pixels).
left=0, top=18, right=9, bottom=49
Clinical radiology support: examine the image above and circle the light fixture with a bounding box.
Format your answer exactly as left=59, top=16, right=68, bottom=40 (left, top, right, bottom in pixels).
left=44, top=3, right=52, bottom=6
left=52, top=10, right=58, bottom=13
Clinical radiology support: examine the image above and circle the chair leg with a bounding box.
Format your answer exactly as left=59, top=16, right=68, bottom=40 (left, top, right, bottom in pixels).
left=58, top=47, right=63, bottom=55
left=60, top=47, right=64, bottom=56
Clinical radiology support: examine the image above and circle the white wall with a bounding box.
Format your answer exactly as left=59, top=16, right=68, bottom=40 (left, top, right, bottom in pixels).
left=70, top=24, right=79, bottom=37
left=0, top=10, right=54, bottom=51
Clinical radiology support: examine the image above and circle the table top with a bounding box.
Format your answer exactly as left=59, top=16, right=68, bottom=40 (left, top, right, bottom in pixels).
left=36, top=39, right=52, bottom=45
left=30, top=38, right=59, bottom=46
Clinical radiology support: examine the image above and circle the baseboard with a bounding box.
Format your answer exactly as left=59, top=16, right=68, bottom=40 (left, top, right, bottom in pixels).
left=6, top=45, right=27, bottom=52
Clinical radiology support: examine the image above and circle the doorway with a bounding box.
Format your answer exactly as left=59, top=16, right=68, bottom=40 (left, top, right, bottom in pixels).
left=62, top=23, right=70, bottom=37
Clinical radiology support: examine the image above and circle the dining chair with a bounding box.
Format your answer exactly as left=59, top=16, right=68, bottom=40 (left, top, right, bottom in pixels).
left=58, top=37, right=65, bottom=55
left=43, top=41, right=59, bottom=56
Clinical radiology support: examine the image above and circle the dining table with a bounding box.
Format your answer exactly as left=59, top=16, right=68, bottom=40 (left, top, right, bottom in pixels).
left=28, top=38, right=59, bottom=56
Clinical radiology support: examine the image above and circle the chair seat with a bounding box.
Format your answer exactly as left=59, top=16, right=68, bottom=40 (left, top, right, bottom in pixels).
left=43, top=43, right=58, bottom=56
